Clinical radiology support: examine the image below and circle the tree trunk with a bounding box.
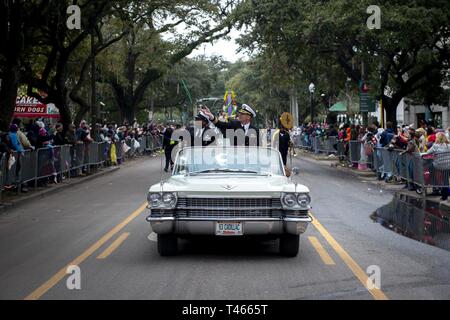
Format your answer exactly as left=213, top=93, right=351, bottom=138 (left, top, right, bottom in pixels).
left=55, top=94, right=72, bottom=130
left=0, top=63, right=20, bottom=131
left=75, top=107, right=90, bottom=126
left=117, top=100, right=135, bottom=125
left=383, top=95, right=402, bottom=127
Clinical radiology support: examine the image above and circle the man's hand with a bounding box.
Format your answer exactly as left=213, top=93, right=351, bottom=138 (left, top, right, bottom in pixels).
left=200, top=106, right=214, bottom=121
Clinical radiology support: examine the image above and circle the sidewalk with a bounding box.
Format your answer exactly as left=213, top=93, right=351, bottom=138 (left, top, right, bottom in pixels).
left=0, top=156, right=151, bottom=213
left=296, top=148, right=450, bottom=210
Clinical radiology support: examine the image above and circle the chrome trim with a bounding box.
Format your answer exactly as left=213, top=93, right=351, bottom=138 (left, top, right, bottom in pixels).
left=147, top=217, right=312, bottom=222
left=284, top=216, right=312, bottom=223
left=177, top=217, right=281, bottom=221
left=146, top=216, right=175, bottom=222
left=176, top=206, right=282, bottom=211
left=284, top=205, right=311, bottom=211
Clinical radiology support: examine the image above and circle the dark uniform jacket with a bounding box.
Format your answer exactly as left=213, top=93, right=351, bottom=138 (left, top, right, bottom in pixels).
left=187, top=126, right=216, bottom=147
left=214, top=119, right=260, bottom=147
left=161, top=128, right=173, bottom=149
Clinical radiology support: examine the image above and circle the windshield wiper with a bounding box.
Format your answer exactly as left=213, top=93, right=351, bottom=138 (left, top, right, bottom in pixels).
left=188, top=169, right=260, bottom=175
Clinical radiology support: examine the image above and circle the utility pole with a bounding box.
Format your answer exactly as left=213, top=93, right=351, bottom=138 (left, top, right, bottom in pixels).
left=290, top=87, right=299, bottom=127
left=309, top=83, right=315, bottom=124
left=361, top=60, right=368, bottom=127
left=91, top=33, right=98, bottom=125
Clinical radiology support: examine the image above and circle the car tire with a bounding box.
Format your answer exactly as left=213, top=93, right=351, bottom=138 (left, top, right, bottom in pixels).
left=157, top=234, right=178, bottom=256
left=279, top=234, right=300, bottom=257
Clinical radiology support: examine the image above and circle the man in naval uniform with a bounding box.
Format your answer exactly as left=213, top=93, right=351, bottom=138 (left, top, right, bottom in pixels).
left=202, top=104, right=260, bottom=147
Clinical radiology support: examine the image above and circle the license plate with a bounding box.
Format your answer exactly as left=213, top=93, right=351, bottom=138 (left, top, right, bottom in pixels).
left=216, top=221, right=243, bottom=236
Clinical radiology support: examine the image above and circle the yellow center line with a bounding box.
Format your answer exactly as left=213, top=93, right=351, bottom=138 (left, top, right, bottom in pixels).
left=24, top=202, right=148, bottom=300
left=308, top=236, right=336, bottom=265
left=310, top=213, right=389, bottom=300
left=97, top=232, right=130, bottom=259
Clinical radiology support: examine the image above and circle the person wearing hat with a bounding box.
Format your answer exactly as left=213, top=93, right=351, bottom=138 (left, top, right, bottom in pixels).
left=202, top=104, right=260, bottom=146
left=272, top=119, right=291, bottom=166
left=8, top=124, right=24, bottom=153
left=158, top=124, right=175, bottom=172
left=187, top=111, right=216, bottom=147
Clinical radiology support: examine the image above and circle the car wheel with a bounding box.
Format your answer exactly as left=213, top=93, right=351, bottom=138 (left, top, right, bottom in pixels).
left=157, top=234, right=178, bottom=256
left=279, top=234, right=300, bottom=257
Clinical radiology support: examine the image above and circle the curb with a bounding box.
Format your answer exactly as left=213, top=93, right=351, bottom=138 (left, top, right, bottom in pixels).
left=0, top=166, right=120, bottom=213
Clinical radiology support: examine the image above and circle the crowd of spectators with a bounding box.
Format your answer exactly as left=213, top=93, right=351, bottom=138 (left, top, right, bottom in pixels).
left=0, top=118, right=166, bottom=193
left=295, top=119, right=450, bottom=200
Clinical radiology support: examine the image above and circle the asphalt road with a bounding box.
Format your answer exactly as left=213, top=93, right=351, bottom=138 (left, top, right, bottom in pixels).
left=0, top=154, right=449, bottom=300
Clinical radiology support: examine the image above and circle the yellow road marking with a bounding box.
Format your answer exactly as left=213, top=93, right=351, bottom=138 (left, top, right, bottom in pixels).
left=308, top=236, right=336, bottom=265
left=97, top=233, right=130, bottom=259
left=24, top=202, right=148, bottom=300
left=310, top=213, right=389, bottom=300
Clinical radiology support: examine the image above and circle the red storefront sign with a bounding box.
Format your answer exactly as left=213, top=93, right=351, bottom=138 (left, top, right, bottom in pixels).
left=14, top=96, right=60, bottom=119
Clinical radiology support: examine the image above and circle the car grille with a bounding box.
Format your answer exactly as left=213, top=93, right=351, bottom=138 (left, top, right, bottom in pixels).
left=175, top=197, right=282, bottom=218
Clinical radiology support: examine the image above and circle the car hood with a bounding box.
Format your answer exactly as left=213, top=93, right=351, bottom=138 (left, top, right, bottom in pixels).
left=149, top=174, right=310, bottom=196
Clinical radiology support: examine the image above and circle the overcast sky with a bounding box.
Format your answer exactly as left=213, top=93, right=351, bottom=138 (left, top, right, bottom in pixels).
left=189, top=28, right=249, bottom=63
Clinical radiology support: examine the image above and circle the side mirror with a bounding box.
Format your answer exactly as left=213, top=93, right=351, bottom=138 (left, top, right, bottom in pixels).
left=292, top=167, right=300, bottom=176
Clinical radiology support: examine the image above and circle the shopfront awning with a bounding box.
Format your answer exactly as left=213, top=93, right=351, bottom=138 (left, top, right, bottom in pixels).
left=329, top=101, right=347, bottom=112
left=14, top=96, right=60, bottom=119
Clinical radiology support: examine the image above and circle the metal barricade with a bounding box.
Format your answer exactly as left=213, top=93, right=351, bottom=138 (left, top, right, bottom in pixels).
left=5, top=151, right=19, bottom=187
left=420, top=152, right=450, bottom=189
left=0, top=141, right=128, bottom=197
left=115, top=141, right=124, bottom=163
left=101, top=142, right=111, bottom=163
left=126, top=138, right=135, bottom=158
left=372, top=147, right=382, bottom=173
left=298, top=133, right=310, bottom=150
left=138, top=137, right=146, bottom=154
left=83, top=144, right=91, bottom=169
left=36, top=147, right=59, bottom=181
left=410, top=153, right=425, bottom=186
left=380, top=148, right=394, bottom=177
left=71, top=143, right=85, bottom=171
left=60, top=145, right=72, bottom=176
left=154, top=135, right=163, bottom=150
left=349, top=141, right=361, bottom=163
left=325, top=136, right=338, bottom=154
left=313, top=136, right=323, bottom=153
left=292, top=134, right=301, bottom=149
left=88, top=143, right=101, bottom=165
left=337, top=141, right=346, bottom=158
left=392, top=152, right=410, bottom=182
left=21, top=149, right=37, bottom=184
left=0, top=153, right=6, bottom=203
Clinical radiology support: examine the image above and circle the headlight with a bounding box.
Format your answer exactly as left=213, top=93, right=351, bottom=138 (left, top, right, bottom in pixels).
left=297, top=194, right=311, bottom=208
left=162, top=193, right=177, bottom=206
left=282, top=193, right=297, bottom=208
left=147, top=192, right=177, bottom=209
left=281, top=193, right=311, bottom=210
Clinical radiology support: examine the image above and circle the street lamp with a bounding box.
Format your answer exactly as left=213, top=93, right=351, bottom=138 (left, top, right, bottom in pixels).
left=309, top=83, right=315, bottom=123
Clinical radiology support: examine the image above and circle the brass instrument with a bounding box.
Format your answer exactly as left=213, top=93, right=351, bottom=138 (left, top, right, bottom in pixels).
left=279, top=112, right=295, bottom=176
left=280, top=112, right=294, bottom=130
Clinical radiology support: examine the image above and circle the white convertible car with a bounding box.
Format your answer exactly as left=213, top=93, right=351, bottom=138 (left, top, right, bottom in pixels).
left=146, top=146, right=312, bottom=256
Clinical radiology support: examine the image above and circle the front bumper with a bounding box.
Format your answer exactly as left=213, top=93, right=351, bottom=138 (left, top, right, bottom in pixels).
left=146, top=216, right=312, bottom=236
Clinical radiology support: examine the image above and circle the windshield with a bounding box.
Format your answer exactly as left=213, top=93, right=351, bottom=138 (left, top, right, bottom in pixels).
left=173, top=147, right=285, bottom=176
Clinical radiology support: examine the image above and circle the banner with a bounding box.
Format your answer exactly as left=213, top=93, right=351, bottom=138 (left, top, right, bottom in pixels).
left=14, top=96, right=60, bottom=119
